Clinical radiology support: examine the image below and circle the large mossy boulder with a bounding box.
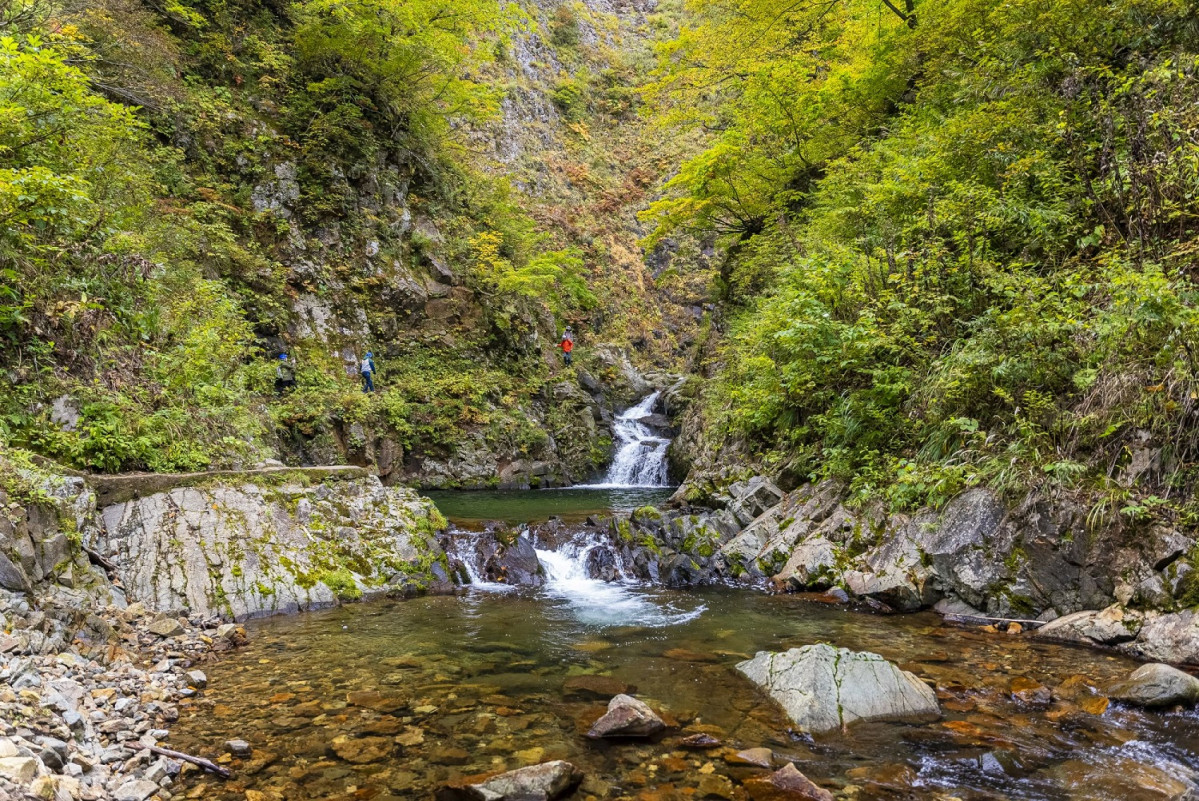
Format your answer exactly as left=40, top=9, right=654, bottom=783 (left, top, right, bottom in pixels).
left=97, top=476, right=449, bottom=619
left=736, top=644, right=939, bottom=733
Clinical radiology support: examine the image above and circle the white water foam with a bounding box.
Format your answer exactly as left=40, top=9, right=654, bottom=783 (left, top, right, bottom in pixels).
left=444, top=529, right=518, bottom=593
left=535, top=537, right=705, bottom=628
left=577, top=391, right=671, bottom=489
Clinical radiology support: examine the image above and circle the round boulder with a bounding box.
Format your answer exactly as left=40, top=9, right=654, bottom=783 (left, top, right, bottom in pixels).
left=1109, top=663, right=1199, bottom=708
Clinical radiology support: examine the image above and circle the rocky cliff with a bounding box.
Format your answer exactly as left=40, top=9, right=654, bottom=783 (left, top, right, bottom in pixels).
left=602, top=477, right=1199, bottom=665
left=97, top=476, right=451, bottom=620
left=2, top=451, right=453, bottom=626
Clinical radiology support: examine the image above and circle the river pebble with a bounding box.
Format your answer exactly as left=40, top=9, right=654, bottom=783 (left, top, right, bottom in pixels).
left=0, top=587, right=249, bottom=801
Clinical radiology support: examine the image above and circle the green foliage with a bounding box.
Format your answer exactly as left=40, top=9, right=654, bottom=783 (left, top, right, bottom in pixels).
left=0, top=0, right=598, bottom=475
left=548, top=4, right=581, bottom=49
left=471, top=230, right=597, bottom=315
left=651, top=0, right=1199, bottom=515
left=292, top=0, right=508, bottom=161
left=551, top=75, right=587, bottom=121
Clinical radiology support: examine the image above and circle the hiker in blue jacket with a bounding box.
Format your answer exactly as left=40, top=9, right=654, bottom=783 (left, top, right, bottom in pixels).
left=360, top=352, right=377, bottom=393
left=275, top=353, right=297, bottom=394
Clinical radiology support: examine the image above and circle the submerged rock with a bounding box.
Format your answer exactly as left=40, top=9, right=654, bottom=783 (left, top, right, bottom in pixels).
left=1109, top=663, right=1199, bottom=708
left=562, top=675, right=636, bottom=700
left=585, top=694, right=666, bottom=738
left=728, top=747, right=774, bottom=768
left=743, top=763, right=834, bottom=801
left=735, top=644, right=940, bottom=733
left=439, top=760, right=583, bottom=801
left=679, top=732, right=722, bottom=749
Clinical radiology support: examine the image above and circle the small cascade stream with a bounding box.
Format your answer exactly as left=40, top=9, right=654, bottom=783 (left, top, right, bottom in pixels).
left=534, top=531, right=705, bottom=628
left=172, top=405, right=1199, bottom=801
left=581, top=391, right=671, bottom=488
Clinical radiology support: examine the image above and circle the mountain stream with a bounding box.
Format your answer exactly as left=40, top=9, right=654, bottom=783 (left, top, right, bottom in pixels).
left=170, top=395, right=1199, bottom=801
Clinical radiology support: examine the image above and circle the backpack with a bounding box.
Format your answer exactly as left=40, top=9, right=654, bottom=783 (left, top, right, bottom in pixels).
left=360, top=358, right=372, bottom=374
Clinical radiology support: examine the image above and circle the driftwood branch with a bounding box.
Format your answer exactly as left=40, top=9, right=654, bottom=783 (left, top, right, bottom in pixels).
left=82, top=545, right=118, bottom=575
left=943, top=613, right=1046, bottom=629
left=126, top=742, right=233, bottom=779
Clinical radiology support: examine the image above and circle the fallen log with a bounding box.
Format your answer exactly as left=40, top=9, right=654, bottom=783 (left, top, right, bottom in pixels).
left=82, top=545, right=118, bottom=575
left=942, top=613, right=1046, bottom=630
left=126, top=742, right=233, bottom=779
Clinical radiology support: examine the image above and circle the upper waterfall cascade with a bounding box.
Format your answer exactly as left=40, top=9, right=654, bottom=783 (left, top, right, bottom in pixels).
left=587, top=391, right=671, bottom=488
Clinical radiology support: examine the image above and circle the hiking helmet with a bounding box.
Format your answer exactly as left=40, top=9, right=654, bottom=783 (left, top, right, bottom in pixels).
left=366, top=351, right=373, bottom=357
left=279, top=353, right=288, bottom=360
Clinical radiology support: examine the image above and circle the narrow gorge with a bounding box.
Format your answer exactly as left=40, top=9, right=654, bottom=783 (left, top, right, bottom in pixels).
left=5, top=0, right=1199, bottom=799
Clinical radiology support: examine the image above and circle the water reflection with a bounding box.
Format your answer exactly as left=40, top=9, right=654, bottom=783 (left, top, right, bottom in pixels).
left=425, top=486, right=675, bottom=524
left=170, top=586, right=1199, bottom=801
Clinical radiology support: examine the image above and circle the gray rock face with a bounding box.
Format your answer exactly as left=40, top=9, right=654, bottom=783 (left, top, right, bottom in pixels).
left=736, top=644, right=940, bottom=733
left=1120, top=611, right=1199, bottom=665
left=0, top=470, right=112, bottom=599
left=96, top=477, right=447, bottom=620
left=447, top=760, right=584, bottom=801
left=1109, top=663, right=1199, bottom=708
left=586, top=694, right=666, bottom=738
left=724, top=476, right=785, bottom=525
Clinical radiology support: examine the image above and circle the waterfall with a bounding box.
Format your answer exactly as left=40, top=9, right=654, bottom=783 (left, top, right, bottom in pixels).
left=445, top=523, right=706, bottom=626
left=586, top=391, right=671, bottom=488
left=442, top=528, right=518, bottom=593
left=534, top=530, right=705, bottom=628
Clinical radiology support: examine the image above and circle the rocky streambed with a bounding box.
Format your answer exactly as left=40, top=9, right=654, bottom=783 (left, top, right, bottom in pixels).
left=165, top=579, right=1199, bottom=800
left=6, top=447, right=1199, bottom=801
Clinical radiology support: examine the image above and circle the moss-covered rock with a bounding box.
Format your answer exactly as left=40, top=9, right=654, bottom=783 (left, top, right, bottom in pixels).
left=96, top=476, right=450, bottom=620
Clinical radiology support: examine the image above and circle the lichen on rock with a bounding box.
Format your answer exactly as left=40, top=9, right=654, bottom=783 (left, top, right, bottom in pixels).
left=95, top=475, right=450, bottom=620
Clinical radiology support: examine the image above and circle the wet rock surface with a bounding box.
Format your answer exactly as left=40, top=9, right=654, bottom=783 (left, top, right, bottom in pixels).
left=736, top=645, right=940, bottom=733
left=439, top=759, right=583, bottom=800
left=743, top=763, right=834, bottom=801
left=585, top=694, right=667, bottom=739
left=1108, top=662, right=1199, bottom=707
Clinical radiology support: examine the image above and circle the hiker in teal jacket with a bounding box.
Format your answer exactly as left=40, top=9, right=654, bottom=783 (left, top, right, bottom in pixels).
left=360, top=352, right=377, bottom=393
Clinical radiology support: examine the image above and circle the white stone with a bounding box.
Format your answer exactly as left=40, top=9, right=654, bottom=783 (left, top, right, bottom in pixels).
left=736, top=644, right=940, bottom=733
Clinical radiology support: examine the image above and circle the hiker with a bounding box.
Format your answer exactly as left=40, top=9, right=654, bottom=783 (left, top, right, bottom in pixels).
left=360, top=351, right=377, bottom=393
left=559, top=327, right=574, bottom=366
left=275, top=352, right=296, bottom=394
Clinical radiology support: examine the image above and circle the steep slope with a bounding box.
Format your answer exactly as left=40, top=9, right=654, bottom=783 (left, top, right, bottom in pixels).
left=0, top=0, right=707, bottom=486
left=650, top=0, right=1199, bottom=535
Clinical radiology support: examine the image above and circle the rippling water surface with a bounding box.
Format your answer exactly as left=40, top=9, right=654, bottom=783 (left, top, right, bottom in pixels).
left=172, top=575, right=1199, bottom=800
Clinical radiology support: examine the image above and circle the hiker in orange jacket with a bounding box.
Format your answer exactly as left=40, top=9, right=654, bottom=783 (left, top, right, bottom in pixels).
left=559, top=327, right=574, bottom=366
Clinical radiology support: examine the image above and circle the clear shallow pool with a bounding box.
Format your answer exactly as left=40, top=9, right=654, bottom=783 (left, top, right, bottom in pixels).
left=425, top=487, right=675, bottom=525
left=171, top=580, right=1199, bottom=801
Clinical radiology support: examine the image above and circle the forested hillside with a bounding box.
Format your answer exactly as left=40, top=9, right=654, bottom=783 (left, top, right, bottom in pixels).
left=655, top=0, right=1199, bottom=529
left=6, top=0, right=1199, bottom=531
left=0, top=0, right=706, bottom=485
